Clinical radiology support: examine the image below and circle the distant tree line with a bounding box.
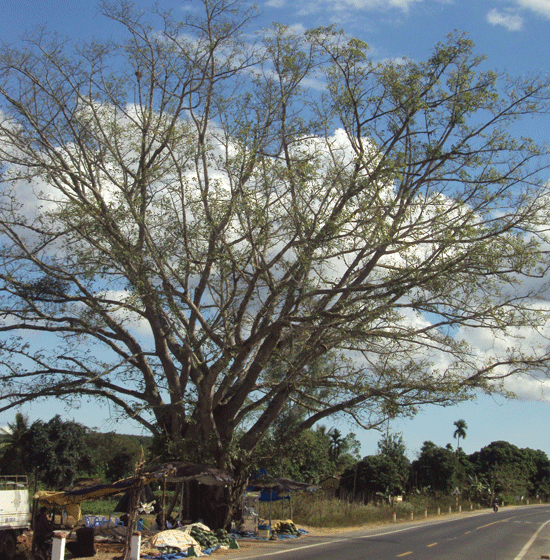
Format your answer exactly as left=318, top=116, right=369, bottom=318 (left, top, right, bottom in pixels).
left=2, top=413, right=546, bottom=508
left=0, top=413, right=150, bottom=489
left=340, top=433, right=550, bottom=505
left=0, top=412, right=360, bottom=491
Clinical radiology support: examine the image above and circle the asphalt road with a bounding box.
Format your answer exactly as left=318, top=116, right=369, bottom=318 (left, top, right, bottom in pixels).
left=230, top=505, right=550, bottom=560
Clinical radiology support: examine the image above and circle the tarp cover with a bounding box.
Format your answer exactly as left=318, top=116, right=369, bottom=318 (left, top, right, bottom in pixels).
left=147, top=528, right=200, bottom=551
left=34, top=463, right=232, bottom=514
left=148, top=462, right=232, bottom=486
left=248, top=476, right=318, bottom=493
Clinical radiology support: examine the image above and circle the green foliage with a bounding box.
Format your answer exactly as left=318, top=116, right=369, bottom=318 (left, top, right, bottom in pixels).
left=340, top=432, right=411, bottom=500
left=255, top=412, right=360, bottom=483
left=0, top=413, right=30, bottom=475
left=411, top=441, right=459, bottom=495
left=344, top=433, right=550, bottom=506
left=469, top=441, right=550, bottom=501
left=377, top=433, right=410, bottom=478
left=84, top=431, right=151, bottom=481
left=453, top=419, right=468, bottom=451
left=0, top=414, right=152, bottom=488
left=105, top=451, right=138, bottom=482
left=22, top=415, right=94, bottom=489
left=80, top=499, right=120, bottom=516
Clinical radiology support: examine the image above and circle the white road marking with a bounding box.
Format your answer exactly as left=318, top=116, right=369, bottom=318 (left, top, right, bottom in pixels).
left=513, top=519, right=550, bottom=560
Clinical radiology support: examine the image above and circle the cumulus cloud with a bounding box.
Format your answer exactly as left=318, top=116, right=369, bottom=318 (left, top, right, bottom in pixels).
left=516, top=0, right=550, bottom=18
left=336, top=0, right=422, bottom=9
left=487, top=0, right=550, bottom=31
left=504, top=374, right=550, bottom=401
left=487, top=8, right=524, bottom=30
left=275, top=0, right=422, bottom=15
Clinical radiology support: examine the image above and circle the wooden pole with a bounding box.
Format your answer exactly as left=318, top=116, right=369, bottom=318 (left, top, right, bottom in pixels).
left=162, top=476, right=167, bottom=529
left=123, top=454, right=145, bottom=560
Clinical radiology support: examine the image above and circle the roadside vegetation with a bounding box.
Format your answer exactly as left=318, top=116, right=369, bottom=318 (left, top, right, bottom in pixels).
left=78, top=491, right=543, bottom=531
left=1, top=413, right=548, bottom=531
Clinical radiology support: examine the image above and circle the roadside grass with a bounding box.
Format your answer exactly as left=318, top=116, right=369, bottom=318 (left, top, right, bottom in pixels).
left=80, top=492, right=539, bottom=530
left=81, top=499, right=121, bottom=517
left=259, top=493, right=487, bottom=529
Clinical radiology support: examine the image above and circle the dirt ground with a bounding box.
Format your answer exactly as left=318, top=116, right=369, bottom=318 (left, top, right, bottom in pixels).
left=16, top=531, right=126, bottom=560
left=16, top=527, right=335, bottom=560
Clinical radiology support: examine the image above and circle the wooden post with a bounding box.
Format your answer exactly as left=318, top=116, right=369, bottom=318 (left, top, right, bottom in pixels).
left=123, top=455, right=145, bottom=560
left=51, top=532, right=67, bottom=560
left=130, top=531, right=141, bottom=560
left=162, top=475, right=167, bottom=529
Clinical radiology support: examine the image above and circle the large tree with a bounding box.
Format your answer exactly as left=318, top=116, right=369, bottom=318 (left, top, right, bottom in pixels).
left=469, top=440, right=549, bottom=501
left=1, top=0, right=550, bottom=526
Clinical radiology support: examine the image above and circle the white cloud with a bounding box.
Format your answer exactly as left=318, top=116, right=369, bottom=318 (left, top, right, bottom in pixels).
left=516, top=0, right=550, bottom=18
left=488, top=0, right=550, bottom=30
left=288, top=0, right=422, bottom=16
left=504, top=374, right=550, bottom=401
left=487, top=8, right=524, bottom=30
left=338, top=0, right=422, bottom=9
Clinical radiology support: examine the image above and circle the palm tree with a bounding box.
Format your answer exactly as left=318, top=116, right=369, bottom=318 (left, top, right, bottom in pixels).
left=0, top=413, right=30, bottom=474
left=453, top=419, right=468, bottom=453
left=328, top=428, right=344, bottom=461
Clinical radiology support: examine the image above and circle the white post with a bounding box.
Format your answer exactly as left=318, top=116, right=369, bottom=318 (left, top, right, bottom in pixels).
left=51, top=532, right=66, bottom=560
left=130, top=531, right=142, bottom=560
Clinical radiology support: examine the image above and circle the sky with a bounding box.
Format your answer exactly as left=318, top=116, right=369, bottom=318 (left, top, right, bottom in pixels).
left=1, top=0, right=550, bottom=461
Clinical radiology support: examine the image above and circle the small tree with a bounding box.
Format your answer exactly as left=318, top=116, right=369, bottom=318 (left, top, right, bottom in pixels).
left=23, top=416, right=94, bottom=489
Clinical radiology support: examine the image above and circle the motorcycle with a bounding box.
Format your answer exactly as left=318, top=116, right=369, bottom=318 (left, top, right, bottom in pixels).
left=493, top=502, right=499, bottom=512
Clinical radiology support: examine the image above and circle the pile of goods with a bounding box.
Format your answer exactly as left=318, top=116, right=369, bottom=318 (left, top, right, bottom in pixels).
left=273, top=521, right=300, bottom=535
left=188, top=526, right=232, bottom=549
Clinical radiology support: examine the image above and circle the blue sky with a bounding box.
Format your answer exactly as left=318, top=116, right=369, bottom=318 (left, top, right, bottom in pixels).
left=1, top=0, right=550, bottom=461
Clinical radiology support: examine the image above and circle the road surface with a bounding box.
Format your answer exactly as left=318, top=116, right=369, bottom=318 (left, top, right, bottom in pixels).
left=231, top=505, right=550, bottom=560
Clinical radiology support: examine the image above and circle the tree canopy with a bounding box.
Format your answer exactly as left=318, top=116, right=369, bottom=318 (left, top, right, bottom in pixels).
left=1, top=0, right=550, bottom=523
left=340, top=432, right=410, bottom=500
left=0, top=415, right=93, bottom=489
